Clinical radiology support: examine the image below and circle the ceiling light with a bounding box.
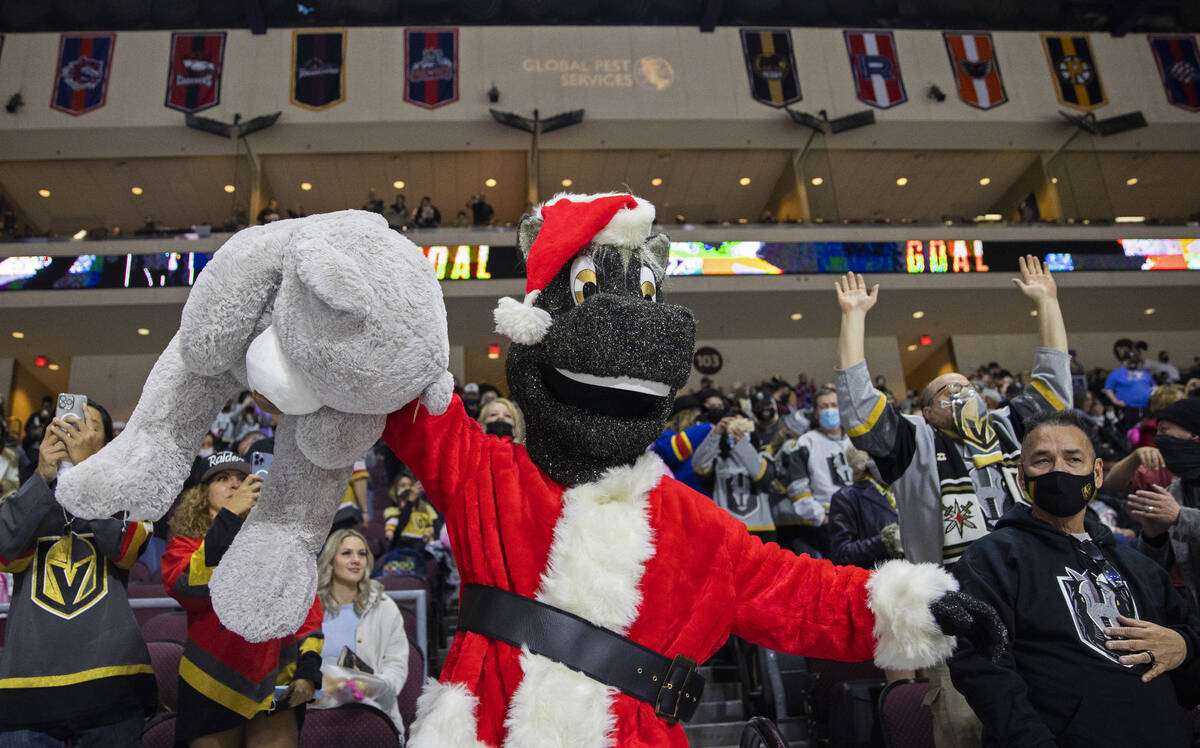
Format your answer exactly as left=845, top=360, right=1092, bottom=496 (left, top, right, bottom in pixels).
left=38, top=189, right=50, bottom=197
left=300, top=182, right=313, bottom=191
left=392, top=180, right=405, bottom=190
left=810, top=177, right=823, bottom=186
left=650, top=177, right=663, bottom=186
left=1114, top=216, right=1146, bottom=223
left=906, top=344, right=919, bottom=351
left=912, top=311, right=924, bottom=319
left=11, top=331, right=24, bottom=339
left=130, top=186, right=143, bottom=195
left=1030, top=309, right=1039, bottom=317
left=1125, top=177, right=1138, bottom=186
left=484, top=178, right=497, bottom=188
left=737, top=217, right=748, bottom=224
left=1051, top=177, right=1059, bottom=184
left=1143, top=307, right=1156, bottom=315
left=72, top=229, right=87, bottom=240
left=136, top=328, right=150, bottom=335
left=561, top=178, right=573, bottom=187
left=223, top=184, right=236, bottom=193
left=895, top=177, right=908, bottom=186
left=790, top=313, right=803, bottom=321
left=979, top=177, right=991, bottom=186
left=674, top=214, right=685, bottom=222
left=48, top=364, right=60, bottom=371
left=738, top=177, right=751, bottom=186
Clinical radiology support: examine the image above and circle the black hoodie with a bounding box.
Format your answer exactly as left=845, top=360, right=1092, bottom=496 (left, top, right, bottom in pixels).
left=949, top=503, right=1200, bottom=748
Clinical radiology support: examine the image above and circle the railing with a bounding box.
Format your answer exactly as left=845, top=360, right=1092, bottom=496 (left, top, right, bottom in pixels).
left=0, top=588, right=429, bottom=676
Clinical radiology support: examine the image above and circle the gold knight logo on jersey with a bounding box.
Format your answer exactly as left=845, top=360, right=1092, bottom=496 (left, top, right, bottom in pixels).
left=31, top=534, right=107, bottom=619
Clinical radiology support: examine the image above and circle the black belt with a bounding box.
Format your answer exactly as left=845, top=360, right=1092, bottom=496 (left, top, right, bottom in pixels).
left=456, top=583, right=705, bottom=723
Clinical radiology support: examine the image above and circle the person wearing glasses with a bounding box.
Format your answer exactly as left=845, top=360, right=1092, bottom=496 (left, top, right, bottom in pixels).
left=948, top=409, right=1200, bottom=747
left=833, top=256, right=1072, bottom=746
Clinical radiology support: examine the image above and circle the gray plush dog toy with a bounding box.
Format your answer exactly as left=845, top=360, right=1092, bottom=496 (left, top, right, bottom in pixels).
left=56, top=210, right=453, bottom=641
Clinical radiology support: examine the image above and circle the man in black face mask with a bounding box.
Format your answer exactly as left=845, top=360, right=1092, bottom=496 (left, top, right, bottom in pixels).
left=949, top=409, right=1200, bottom=747
left=1131, top=399, right=1200, bottom=607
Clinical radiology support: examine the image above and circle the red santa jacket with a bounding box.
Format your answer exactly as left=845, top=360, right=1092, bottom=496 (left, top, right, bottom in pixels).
left=384, top=396, right=955, bottom=748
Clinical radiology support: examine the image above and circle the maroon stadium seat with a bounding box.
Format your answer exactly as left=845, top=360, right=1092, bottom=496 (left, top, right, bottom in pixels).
left=379, top=574, right=428, bottom=593
left=147, top=640, right=183, bottom=712
left=357, top=522, right=389, bottom=558
left=300, top=703, right=400, bottom=747
left=878, top=678, right=934, bottom=748
left=129, top=561, right=152, bottom=582
left=397, top=642, right=425, bottom=737
left=127, top=581, right=167, bottom=599
left=399, top=607, right=417, bottom=649
left=141, top=713, right=176, bottom=748
left=141, top=610, right=188, bottom=643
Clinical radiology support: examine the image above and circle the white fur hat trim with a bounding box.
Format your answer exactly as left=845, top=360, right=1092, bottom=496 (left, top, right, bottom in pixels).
left=493, top=290, right=552, bottom=345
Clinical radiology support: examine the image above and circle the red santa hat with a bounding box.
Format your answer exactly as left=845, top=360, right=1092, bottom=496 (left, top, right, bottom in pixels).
left=493, top=192, right=656, bottom=345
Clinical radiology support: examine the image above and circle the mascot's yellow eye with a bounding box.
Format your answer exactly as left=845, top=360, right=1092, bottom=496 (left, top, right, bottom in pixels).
left=639, top=265, right=658, bottom=301
left=570, top=255, right=599, bottom=305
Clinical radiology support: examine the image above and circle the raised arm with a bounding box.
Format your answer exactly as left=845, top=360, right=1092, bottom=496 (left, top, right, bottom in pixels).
left=1013, top=255, right=1067, bottom=354
left=835, top=272, right=879, bottom=370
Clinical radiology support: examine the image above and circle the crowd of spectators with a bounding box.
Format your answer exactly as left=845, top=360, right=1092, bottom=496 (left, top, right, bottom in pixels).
left=1, top=264, right=1198, bottom=744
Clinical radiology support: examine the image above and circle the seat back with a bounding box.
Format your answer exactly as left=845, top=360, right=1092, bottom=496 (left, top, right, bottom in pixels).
left=141, top=713, right=176, bottom=748
left=397, top=642, right=425, bottom=736
left=129, top=561, right=153, bottom=582
left=300, top=702, right=400, bottom=747
left=147, top=640, right=183, bottom=711
left=141, top=610, right=188, bottom=643
left=878, top=678, right=934, bottom=748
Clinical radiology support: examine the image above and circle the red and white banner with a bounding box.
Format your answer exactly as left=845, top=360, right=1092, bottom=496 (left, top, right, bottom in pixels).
left=843, top=30, right=907, bottom=109
left=944, top=32, right=1008, bottom=110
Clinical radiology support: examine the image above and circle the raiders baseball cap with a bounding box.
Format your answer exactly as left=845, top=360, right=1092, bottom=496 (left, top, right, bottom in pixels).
left=193, top=451, right=252, bottom=485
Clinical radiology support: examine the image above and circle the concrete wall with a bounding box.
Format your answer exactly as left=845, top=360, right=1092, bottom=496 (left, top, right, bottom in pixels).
left=1, top=27, right=1195, bottom=159
left=67, top=353, right=159, bottom=423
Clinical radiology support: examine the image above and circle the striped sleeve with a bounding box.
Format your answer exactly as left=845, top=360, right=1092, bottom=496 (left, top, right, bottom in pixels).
left=0, top=548, right=34, bottom=573
left=837, top=361, right=919, bottom=484
left=110, top=521, right=153, bottom=569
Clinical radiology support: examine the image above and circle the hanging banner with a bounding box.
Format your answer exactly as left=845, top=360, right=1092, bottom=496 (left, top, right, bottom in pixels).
left=1148, top=35, right=1200, bottom=112
left=165, top=32, right=226, bottom=114
left=739, top=29, right=802, bottom=108
left=1041, top=33, right=1106, bottom=111
left=51, top=32, right=116, bottom=116
left=291, top=29, right=346, bottom=111
left=943, top=32, right=1007, bottom=110
left=404, top=27, right=459, bottom=110
left=843, top=30, right=907, bottom=109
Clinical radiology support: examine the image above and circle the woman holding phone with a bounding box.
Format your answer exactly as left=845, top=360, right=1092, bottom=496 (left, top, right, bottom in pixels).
left=310, top=528, right=410, bottom=737
left=162, top=451, right=324, bottom=747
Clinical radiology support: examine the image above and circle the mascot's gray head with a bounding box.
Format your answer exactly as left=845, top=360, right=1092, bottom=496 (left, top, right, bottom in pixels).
left=493, top=193, right=696, bottom=487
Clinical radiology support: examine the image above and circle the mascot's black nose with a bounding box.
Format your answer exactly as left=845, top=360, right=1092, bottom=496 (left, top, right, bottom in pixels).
left=542, top=292, right=696, bottom=390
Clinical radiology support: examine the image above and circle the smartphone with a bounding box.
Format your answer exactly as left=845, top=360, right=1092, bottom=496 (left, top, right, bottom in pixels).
left=251, top=451, right=273, bottom=478
left=55, top=393, right=88, bottom=422
left=55, top=394, right=88, bottom=475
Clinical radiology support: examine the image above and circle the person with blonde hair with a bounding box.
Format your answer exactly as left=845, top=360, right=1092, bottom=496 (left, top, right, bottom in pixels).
left=476, top=397, right=525, bottom=443
left=310, top=528, right=411, bottom=736
left=162, top=451, right=324, bottom=747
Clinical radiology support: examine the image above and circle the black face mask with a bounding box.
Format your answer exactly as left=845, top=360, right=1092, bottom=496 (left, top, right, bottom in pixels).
left=701, top=407, right=725, bottom=424
left=485, top=421, right=514, bottom=439
left=1156, top=435, right=1200, bottom=480
left=1026, top=470, right=1097, bottom=518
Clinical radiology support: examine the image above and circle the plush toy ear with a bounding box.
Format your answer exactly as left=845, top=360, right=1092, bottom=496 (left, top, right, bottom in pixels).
left=420, top=370, right=455, bottom=415
left=642, top=233, right=670, bottom=275
left=516, top=214, right=543, bottom=259
left=292, top=225, right=380, bottom=318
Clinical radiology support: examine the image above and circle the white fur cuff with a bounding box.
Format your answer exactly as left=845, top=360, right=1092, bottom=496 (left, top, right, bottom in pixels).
left=493, top=292, right=552, bottom=345
left=866, top=560, right=958, bottom=670
left=409, top=680, right=493, bottom=748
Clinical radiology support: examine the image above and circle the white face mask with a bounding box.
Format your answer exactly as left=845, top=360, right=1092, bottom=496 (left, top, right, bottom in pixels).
left=198, top=448, right=214, bottom=458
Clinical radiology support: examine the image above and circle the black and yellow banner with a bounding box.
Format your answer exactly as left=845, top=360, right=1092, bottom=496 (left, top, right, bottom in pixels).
left=1041, top=33, right=1106, bottom=111
left=740, top=29, right=802, bottom=108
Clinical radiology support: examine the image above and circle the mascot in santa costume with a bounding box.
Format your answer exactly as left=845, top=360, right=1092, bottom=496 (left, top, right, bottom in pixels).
left=384, top=192, right=1005, bottom=748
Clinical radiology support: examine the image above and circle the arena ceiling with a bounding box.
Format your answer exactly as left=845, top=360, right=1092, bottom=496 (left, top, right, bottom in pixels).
left=0, top=0, right=1196, bottom=34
